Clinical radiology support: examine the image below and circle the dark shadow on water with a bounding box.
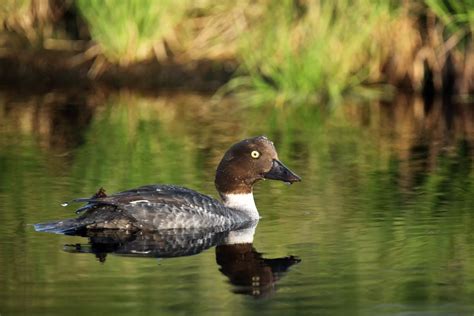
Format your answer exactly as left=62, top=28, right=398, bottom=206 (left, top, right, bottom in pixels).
left=62, top=224, right=301, bottom=298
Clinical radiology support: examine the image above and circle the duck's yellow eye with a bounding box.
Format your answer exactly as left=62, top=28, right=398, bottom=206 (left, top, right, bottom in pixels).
left=251, top=150, right=260, bottom=159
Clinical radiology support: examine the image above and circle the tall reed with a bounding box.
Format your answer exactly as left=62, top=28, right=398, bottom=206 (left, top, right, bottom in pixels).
left=424, top=0, right=474, bottom=95
left=76, top=0, right=187, bottom=65
left=228, top=0, right=398, bottom=106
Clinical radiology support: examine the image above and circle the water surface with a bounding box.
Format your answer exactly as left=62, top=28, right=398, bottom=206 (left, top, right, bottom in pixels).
left=0, top=91, right=473, bottom=315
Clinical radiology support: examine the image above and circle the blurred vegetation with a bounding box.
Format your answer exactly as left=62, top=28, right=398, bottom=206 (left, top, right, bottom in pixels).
left=0, top=0, right=473, bottom=105
left=229, top=0, right=396, bottom=105
left=424, top=0, right=474, bottom=92
left=426, top=0, right=474, bottom=36
left=76, top=0, right=186, bottom=65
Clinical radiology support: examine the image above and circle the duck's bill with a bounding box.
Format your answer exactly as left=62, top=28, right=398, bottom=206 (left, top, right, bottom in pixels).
left=264, top=159, right=301, bottom=183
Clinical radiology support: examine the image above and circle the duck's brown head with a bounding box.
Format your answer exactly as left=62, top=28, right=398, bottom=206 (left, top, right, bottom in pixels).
left=215, top=136, right=301, bottom=196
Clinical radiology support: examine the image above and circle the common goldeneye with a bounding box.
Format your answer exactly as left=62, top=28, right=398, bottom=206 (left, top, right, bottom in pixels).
left=34, top=136, right=300, bottom=233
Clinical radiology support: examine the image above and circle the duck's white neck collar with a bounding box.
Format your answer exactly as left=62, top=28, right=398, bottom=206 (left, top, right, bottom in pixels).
left=221, top=192, right=259, bottom=219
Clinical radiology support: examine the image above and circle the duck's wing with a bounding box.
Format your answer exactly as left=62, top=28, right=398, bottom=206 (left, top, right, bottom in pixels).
left=75, top=185, right=224, bottom=211
left=73, top=185, right=250, bottom=229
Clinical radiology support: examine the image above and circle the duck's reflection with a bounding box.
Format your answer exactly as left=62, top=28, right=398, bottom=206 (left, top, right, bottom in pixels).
left=64, top=226, right=232, bottom=260
left=216, top=244, right=300, bottom=297
left=64, top=223, right=300, bottom=297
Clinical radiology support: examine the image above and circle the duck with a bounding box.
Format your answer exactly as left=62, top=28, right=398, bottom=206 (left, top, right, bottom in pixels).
left=34, top=136, right=301, bottom=234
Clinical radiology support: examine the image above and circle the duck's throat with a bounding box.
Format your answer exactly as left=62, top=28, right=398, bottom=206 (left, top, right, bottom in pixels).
left=221, top=192, right=259, bottom=219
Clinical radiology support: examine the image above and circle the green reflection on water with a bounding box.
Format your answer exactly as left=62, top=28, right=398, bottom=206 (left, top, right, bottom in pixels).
left=0, top=91, right=473, bottom=315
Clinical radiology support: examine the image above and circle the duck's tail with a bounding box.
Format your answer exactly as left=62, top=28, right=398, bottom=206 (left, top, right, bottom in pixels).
left=34, top=218, right=86, bottom=235
left=35, top=188, right=110, bottom=234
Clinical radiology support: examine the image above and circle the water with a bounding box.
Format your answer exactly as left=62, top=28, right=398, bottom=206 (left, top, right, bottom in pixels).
left=0, top=91, right=473, bottom=315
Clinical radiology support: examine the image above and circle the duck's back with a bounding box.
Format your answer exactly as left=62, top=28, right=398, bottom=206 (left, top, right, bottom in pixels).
left=94, top=185, right=250, bottom=229
left=35, top=185, right=252, bottom=234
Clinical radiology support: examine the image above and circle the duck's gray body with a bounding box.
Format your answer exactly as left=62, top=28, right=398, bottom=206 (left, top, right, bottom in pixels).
left=35, top=185, right=254, bottom=234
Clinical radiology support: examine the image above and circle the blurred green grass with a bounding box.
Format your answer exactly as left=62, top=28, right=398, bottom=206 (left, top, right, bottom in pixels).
left=230, top=0, right=396, bottom=106
left=77, top=0, right=186, bottom=64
